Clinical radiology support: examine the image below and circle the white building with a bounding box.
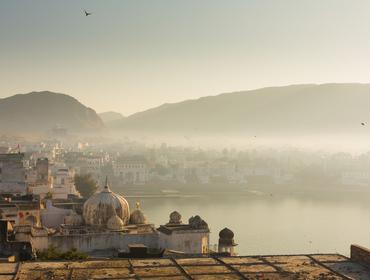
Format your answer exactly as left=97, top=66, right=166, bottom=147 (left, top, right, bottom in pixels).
left=158, top=211, right=210, bottom=254
left=17, top=181, right=210, bottom=255
left=341, top=171, right=370, bottom=186
left=51, top=168, right=80, bottom=199
left=28, top=168, right=80, bottom=199
left=113, top=158, right=148, bottom=185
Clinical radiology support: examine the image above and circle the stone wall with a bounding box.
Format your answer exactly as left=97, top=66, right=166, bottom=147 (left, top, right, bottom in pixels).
left=159, top=230, right=209, bottom=254
left=350, top=244, right=370, bottom=268
left=32, top=231, right=159, bottom=253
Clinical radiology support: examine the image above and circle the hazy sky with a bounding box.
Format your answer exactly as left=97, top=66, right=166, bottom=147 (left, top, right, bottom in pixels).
left=1, top=0, right=370, bottom=115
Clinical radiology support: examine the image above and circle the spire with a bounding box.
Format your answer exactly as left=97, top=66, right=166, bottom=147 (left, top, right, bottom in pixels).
left=103, top=176, right=111, bottom=192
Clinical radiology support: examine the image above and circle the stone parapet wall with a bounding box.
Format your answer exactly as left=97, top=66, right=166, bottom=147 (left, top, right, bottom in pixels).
left=32, top=231, right=160, bottom=253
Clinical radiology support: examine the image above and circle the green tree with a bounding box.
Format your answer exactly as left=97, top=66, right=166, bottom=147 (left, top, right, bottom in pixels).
left=45, top=191, right=52, bottom=199
left=74, top=173, right=98, bottom=198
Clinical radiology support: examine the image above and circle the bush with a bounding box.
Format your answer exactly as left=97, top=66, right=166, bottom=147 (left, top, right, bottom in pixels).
left=37, top=245, right=88, bottom=260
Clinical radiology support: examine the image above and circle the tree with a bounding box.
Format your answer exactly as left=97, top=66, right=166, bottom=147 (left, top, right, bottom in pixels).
left=45, top=192, right=52, bottom=199
left=74, top=173, right=98, bottom=198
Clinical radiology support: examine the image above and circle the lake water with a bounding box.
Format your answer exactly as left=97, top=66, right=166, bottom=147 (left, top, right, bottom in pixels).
left=119, top=186, right=370, bottom=256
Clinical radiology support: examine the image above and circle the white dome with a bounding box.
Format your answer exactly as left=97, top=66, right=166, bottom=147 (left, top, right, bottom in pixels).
left=83, top=180, right=130, bottom=227
left=107, top=214, right=124, bottom=230
left=129, top=202, right=147, bottom=225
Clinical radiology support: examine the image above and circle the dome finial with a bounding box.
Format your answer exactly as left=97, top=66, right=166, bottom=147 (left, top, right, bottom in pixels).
left=103, top=176, right=111, bottom=192
left=136, top=201, right=141, bottom=210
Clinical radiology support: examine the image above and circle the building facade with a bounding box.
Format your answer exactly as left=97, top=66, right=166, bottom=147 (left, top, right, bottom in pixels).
left=0, top=153, right=27, bottom=195
left=113, top=158, right=148, bottom=185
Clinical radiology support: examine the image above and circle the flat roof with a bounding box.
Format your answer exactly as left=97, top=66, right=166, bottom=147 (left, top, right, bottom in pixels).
left=158, top=224, right=210, bottom=234
left=3, top=254, right=370, bottom=279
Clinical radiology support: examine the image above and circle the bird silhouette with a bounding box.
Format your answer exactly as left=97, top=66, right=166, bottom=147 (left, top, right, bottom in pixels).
left=361, top=122, right=366, bottom=126
left=84, top=10, right=92, bottom=16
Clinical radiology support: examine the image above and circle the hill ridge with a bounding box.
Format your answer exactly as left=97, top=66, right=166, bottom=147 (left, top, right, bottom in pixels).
left=110, top=83, right=370, bottom=136
left=0, top=91, right=104, bottom=134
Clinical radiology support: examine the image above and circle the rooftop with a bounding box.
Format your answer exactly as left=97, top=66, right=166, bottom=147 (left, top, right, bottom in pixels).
left=158, top=224, right=209, bottom=234
left=2, top=253, right=370, bottom=280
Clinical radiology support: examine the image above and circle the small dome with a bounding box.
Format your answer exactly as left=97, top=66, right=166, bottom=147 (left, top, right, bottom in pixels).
left=219, top=228, right=234, bottom=239
left=83, top=177, right=130, bottom=227
left=189, top=215, right=208, bottom=230
left=107, top=214, right=124, bottom=230
left=64, top=211, right=83, bottom=226
left=219, top=227, right=236, bottom=247
left=168, top=211, right=182, bottom=224
left=130, top=202, right=147, bottom=225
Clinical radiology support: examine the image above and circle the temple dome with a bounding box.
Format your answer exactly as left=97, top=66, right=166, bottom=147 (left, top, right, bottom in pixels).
left=219, top=228, right=234, bottom=239
left=189, top=215, right=208, bottom=230
left=129, top=202, right=147, bottom=225
left=107, top=214, right=124, bottom=230
left=83, top=178, right=130, bottom=227
left=218, top=227, right=236, bottom=246
left=168, top=211, right=182, bottom=224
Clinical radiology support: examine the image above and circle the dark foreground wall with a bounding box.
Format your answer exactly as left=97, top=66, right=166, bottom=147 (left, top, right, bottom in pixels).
left=0, top=220, right=33, bottom=260
left=351, top=244, right=370, bottom=268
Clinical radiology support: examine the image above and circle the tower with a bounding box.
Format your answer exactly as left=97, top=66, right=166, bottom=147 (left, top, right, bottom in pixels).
left=218, top=227, right=237, bottom=255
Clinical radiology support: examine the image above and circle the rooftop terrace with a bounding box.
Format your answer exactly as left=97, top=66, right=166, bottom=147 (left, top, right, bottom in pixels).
left=1, top=253, right=370, bottom=280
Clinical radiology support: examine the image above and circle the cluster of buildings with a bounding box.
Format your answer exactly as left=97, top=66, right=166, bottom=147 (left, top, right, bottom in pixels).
left=4, top=136, right=370, bottom=193
left=144, top=147, right=370, bottom=187
left=3, top=137, right=370, bottom=194
left=0, top=139, right=239, bottom=260
left=0, top=178, right=237, bottom=260
left=0, top=153, right=80, bottom=199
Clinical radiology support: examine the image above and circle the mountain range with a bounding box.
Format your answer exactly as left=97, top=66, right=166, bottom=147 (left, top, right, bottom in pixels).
left=3, top=84, right=370, bottom=137
left=109, top=83, right=370, bottom=136
left=0, top=91, right=104, bottom=134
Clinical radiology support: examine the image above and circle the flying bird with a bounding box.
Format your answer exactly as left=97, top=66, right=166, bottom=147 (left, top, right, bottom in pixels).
left=84, top=10, right=92, bottom=16
left=361, top=122, right=366, bottom=126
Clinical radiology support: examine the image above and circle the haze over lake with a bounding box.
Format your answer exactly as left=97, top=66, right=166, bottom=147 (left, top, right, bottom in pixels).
left=122, top=186, right=370, bottom=256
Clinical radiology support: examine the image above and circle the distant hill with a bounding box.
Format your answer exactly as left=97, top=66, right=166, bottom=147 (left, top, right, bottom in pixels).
left=110, top=84, right=370, bottom=136
left=99, top=111, right=125, bottom=123
left=0, top=91, right=104, bottom=133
